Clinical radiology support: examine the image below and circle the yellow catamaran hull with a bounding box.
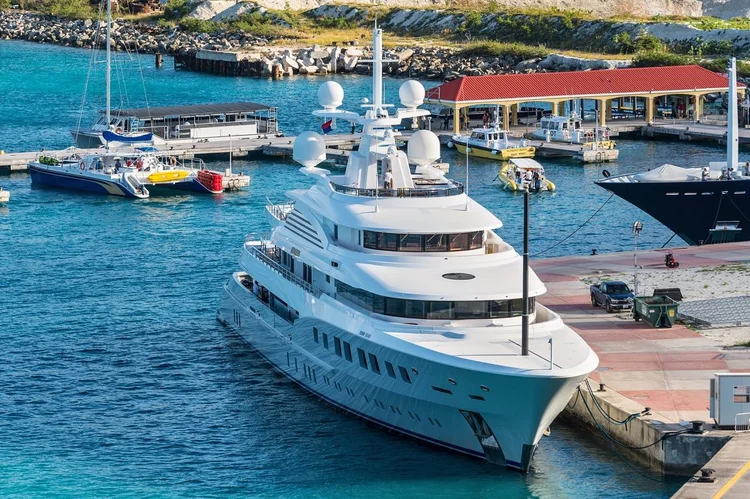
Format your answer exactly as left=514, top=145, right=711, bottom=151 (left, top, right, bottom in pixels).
left=455, top=142, right=536, bottom=161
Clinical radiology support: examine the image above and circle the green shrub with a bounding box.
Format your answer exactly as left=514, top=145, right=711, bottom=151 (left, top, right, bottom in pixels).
left=164, top=0, right=190, bottom=20
left=457, top=41, right=549, bottom=60
left=179, top=17, right=220, bottom=34
left=631, top=51, right=692, bottom=68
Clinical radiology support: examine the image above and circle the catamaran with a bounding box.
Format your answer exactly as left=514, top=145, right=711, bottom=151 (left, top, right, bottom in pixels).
left=218, top=25, right=597, bottom=472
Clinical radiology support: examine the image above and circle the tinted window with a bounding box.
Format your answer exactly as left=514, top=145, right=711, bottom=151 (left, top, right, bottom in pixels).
left=357, top=348, right=368, bottom=368
left=427, top=301, right=453, bottom=320
left=469, top=231, right=483, bottom=249
left=377, top=233, right=398, bottom=251
left=334, top=337, right=342, bottom=356
left=449, top=233, right=469, bottom=251
left=399, top=234, right=423, bottom=252
left=322, top=333, right=329, bottom=349
left=385, top=361, right=396, bottom=378
left=424, top=234, right=448, bottom=252
left=398, top=366, right=411, bottom=384
left=368, top=353, right=380, bottom=374
left=313, top=327, right=319, bottom=343
left=454, top=301, right=488, bottom=319
left=344, top=342, right=353, bottom=362
left=363, top=230, right=377, bottom=249
left=385, top=298, right=407, bottom=318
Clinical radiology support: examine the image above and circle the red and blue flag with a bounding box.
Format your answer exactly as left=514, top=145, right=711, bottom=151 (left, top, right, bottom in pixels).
left=321, top=120, right=333, bottom=134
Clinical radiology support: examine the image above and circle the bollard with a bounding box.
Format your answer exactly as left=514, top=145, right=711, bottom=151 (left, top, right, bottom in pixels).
left=155, top=53, right=163, bottom=69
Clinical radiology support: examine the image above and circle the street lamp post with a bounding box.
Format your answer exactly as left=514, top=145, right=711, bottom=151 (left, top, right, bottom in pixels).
left=633, top=221, right=643, bottom=299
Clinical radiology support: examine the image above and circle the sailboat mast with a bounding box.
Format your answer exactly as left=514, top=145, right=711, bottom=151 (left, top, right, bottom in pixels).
left=372, top=23, right=382, bottom=114
left=106, top=0, right=111, bottom=127
left=727, top=57, right=739, bottom=169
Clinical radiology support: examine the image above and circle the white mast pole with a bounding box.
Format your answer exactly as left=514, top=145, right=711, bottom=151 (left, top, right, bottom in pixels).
left=728, top=57, right=739, bottom=170
left=229, top=134, right=233, bottom=175
left=106, top=0, right=111, bottom=127
left=372, top=22, right=382, bottom=115
left=464, top=135, right=469, bottom=211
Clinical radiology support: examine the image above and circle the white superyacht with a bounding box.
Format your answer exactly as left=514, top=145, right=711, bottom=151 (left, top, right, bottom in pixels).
left=217, top=26, right=598, bottom=471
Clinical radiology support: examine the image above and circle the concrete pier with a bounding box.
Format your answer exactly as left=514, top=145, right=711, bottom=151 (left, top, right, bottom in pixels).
left=673, top=434, right=750, bottom=498
left=534, top=242, right=750, bottom=475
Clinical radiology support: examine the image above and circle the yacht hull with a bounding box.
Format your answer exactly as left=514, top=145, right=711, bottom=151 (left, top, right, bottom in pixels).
left=596, top=178, right=750, bottom=245
left=218, top=273, right=589, bottom=472
left=28, top=163, right=141, bottom=198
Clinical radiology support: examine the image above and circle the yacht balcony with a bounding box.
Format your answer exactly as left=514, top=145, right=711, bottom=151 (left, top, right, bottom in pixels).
left=244, top=237, right=323, bottom=298
left=330, top=178, right=464, bottom=198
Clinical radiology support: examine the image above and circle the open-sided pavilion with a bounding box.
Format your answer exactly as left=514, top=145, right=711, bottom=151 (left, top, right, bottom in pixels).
left=424, top=65, right=746, bottom=133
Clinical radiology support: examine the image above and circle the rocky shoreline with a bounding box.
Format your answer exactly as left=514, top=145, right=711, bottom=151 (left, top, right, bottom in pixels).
left=0, top=10, right=632, bottom=81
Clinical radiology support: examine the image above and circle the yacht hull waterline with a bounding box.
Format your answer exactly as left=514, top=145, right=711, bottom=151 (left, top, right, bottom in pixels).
left=218, top=272, right=593, bottom=471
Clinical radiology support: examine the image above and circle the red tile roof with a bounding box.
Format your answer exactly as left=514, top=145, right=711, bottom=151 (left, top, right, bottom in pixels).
left=424, top=65, right=744, bottom=104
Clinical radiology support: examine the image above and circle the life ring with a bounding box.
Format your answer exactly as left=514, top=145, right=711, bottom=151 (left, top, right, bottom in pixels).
left=80, top=161, right=85, bottom=170
left=115, top=128, right=123, bottom=134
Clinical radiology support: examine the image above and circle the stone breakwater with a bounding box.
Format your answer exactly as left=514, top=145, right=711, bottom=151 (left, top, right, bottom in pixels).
left=0, top=11, right=626, bottom=80
left=0, top=11, right=269, bottom=55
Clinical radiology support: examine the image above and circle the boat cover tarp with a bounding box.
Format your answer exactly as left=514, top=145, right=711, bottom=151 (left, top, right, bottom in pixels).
left=509, top=158, right=544, bottom=170
left=103, top=130, right=153, bottom=143
left=633, top=164, right=703, bottom=182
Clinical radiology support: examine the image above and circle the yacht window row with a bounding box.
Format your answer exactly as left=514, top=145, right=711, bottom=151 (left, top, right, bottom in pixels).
left=362, top=230, right=483, bottom=252
left=337, top=280, right=536, bottom=320
left=317, top=329, right=415, bottom=385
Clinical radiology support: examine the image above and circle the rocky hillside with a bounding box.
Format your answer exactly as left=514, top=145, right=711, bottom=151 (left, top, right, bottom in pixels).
left=186, top=0, right=746, bottom=20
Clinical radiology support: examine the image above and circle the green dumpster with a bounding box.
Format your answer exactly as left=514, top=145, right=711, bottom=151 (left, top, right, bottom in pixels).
left=633, top=296, right=679, bottom=328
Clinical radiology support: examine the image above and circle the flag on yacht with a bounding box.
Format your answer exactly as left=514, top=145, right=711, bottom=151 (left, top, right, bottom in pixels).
left=321, top=120, right=333, bottom=134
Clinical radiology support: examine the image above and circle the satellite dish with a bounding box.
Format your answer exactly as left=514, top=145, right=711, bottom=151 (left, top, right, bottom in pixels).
left=399, top=80, right=426, bottom=109
left=293, top=131, right=326, bottom=168
left=602, top=169, right=611, bottom=178
left=318, top=81, right=344, bottom=110
left=407, top=130, right=440, bottom=166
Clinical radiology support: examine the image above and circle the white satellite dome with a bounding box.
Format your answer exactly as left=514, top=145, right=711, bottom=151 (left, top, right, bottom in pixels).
left=399, top=80, right=426, bottom=109
left=293, top=131, right=327, bottom=168
left=318, top=81, right=344, bottom=109
left=407, top=130, right=440, bottom=166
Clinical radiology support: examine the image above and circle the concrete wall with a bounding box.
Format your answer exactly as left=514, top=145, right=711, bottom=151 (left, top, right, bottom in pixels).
left=563, top=382, right=731, bottom=475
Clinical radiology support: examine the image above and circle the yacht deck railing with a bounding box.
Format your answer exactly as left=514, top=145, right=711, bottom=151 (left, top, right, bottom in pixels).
left=331, top=180, right=464, bottom=198
left=247, top=242, right=322, bottom=298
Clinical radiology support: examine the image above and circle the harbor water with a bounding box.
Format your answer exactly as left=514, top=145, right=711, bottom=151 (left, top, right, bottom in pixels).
left=0, top=40, right=737, bottom=497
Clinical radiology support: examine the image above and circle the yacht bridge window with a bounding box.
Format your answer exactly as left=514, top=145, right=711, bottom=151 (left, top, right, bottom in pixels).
left=336, top=280, right=535, bottom=320
left=363, top=230, right=483, bottom=252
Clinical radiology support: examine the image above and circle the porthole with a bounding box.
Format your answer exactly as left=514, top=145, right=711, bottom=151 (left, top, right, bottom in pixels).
left=448, top=378, right=457, bottom=385
left=480, top=385, right=490, bottom=392
left=411, top=368, right=419, bottom=375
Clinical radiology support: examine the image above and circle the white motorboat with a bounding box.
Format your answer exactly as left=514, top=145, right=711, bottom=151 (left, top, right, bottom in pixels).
left=217, top=25, right=598, bottom=472
left=0, top=186, right=9, bottom=204
left=530, top=114, right=615, bottom=149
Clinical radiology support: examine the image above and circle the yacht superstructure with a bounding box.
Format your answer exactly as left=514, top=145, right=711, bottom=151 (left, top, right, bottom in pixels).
left=217, top=26, right=598, bottom=471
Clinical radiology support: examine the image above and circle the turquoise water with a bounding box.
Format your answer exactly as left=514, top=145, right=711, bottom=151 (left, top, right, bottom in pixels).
left=0, top=40, right=728, bottom=498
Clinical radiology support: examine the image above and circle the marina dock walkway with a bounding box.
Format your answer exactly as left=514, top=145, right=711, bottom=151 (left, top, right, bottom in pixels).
left=673, top=434, right=750, bottom=499
left=0, top=134, right=361, bottom=173
left=534, top=243, right=750, bottom=474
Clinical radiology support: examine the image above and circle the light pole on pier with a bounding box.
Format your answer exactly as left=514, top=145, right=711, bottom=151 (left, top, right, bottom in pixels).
left=632, top=221, right=643, bottom=299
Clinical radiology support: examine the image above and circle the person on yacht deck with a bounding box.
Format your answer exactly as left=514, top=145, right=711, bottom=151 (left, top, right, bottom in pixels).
left=384, top=169, right=393, bottom=190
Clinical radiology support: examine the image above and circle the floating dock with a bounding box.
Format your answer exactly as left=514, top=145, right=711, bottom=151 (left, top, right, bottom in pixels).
left=0, top=134, right=362, bottom=173
left=534, top=242, right=750, bottom=475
